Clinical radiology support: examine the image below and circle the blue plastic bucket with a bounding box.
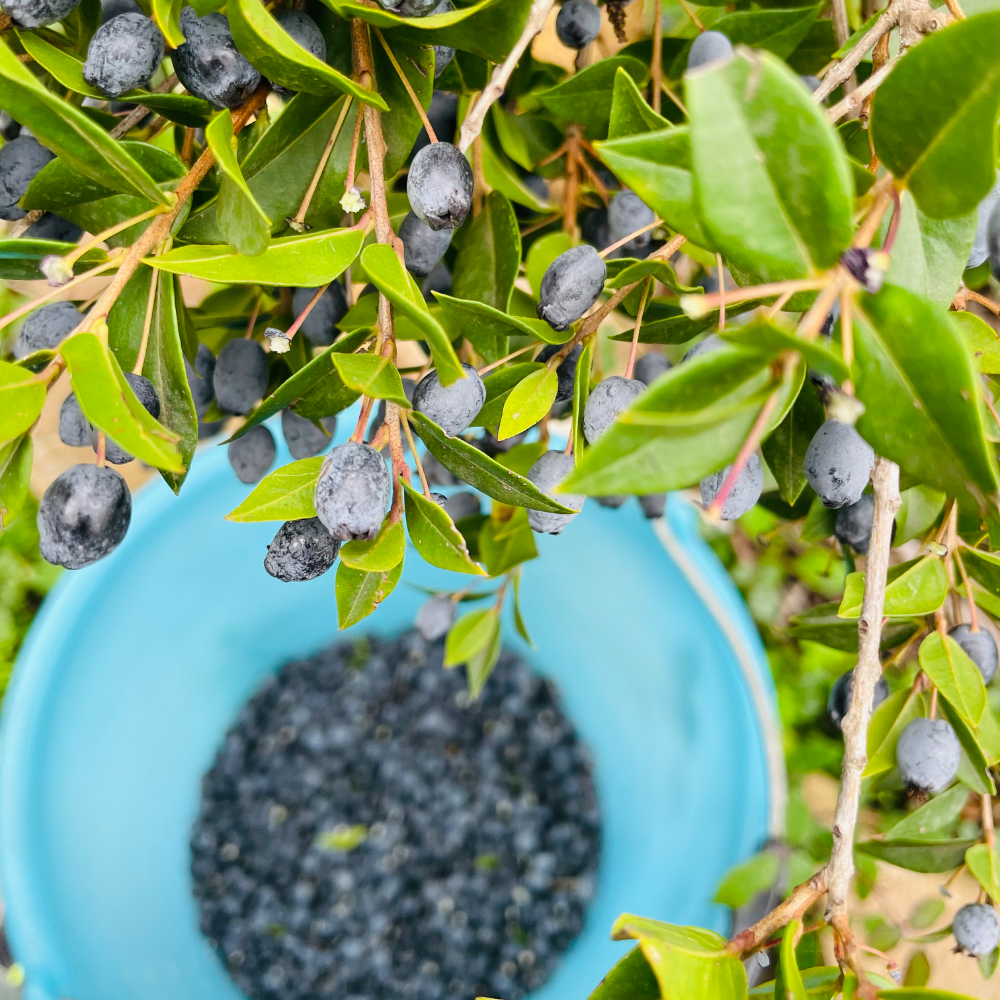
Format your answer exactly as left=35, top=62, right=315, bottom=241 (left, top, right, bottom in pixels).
left=0, top=417, right=784, bottom=1000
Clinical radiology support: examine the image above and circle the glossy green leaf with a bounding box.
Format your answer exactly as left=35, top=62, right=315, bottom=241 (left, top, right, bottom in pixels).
left=937, top=695, right=995, bottom=795
left=140, top=274, right=198, bottom=493
left=917, top=632, right=987, bottom=726
left=885, top=991, right=995, bottom=1000
left=587, top=946, right=659, bottom=1000
left=0, top=435, right=33, bottom=528
left=610, top=914, right=747, bottom=1000
left=0, top=38, right=169, bottom=205
left=0, top=238, right=107, bottom=281
left=205, top=108, right=271, bottom=257
left=331, top=352, right=410, bottom=406
left=871, top=11, right=1000, bottom=219
left=409, top=411, right=574, bottom=513
left=228, top=0, right=384, bottom=107
left=857, top=837, right=977, bottom=873
left=595, top=127, right=714, bottom=252
left=687, top=50, right=853, bottom=282
left=225, top=457, right=323, bottom=522
left=340, top=518, right=405, bottom=572
left=713, top=852, right=780, bottom=909
left=895, top=485, right=946, bottom=544
left=606, top=258, right=699, bottom=297
left=563, top=347, right=802, bottom=495
left=360, top=244, right=464, bottom=385
left=761, top=380, right=825, bottom=504
left=720, top=319, right=850, bottom=384
left=537, top=56, right=648, bottom=138
left=61, top=332, right=184, bottom=471
left=786, top=602, right=920, bottom=652
left=966, top=843, right=1000, bottom=901
left=0, top=361, right=46, bottom=446
left=478, top=506, right=538, bottom=576
left=526, top=232, right=573, bottom=299
left=452, top=191, right=521, bottom=313
left=952, top=310, right=1000, bottom=374
left=479, top=129, right=552, bottom=213
left=402, top=481, right=484, bottom=575
left=335, top=558, right=403, bottom=629
left=608, top=66, right=670, bottom=140
left=711, top=6, right=821, bottom=60
left=181, top=93, right=354, bottom=240
left=775, top=921, right=807, bottom=1000
left=499, top=368, right=557, bottom=440
left=444, top=607, right=498, bottom=666
left=474, top=362, right=545, bottom=427
left=865, top=686, right=926, bottom=778
left=573, top=340, right=593, bottom=467
left=883, top=783, right=969, bottom=840
left=837, top=555, right=948, bottom=618
left=854, top=285, right=1000, bottom=513
left=511, top=569, right=533, bottom=646
left=465, top=615, right=502, bottom=697
left=881, top=192, right=976, bottom=308
left=151, top=0, right=184, bottom=45
left=373, top=36, right=434, bottom=178
left=748, top=967, right=839, bottom=999
left=608, top=299, right=760, bottom=345
left=148, top=227, right=364, bottom=285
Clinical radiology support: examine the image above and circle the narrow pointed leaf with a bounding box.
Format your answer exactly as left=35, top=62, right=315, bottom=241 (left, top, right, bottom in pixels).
left=452, top=190, right=520, bottom=313
left=0, top=362, right=46, bottom=446
left=917, top=632, right=987, bottom=727
left=864, top=686, right=926, bottom=778
left=0, top=238, right=107, bottom=281
left=837, top=556, right=948, bottom=618
left=225, top=457, right=323, bottom=522
left=0, top=435, right=33, bottom=528
left=340, top=519, right=405, bottom=572
left=775, top=921, right=807, bottom=1000
left=331, top=353, right=411, bottom=405
left=499, top=368, right=557, bottom=440
left=336, top=559, right=403, bottom=629
left=966, top=843, right=1000, bottom=901
left=444, top=607, right=499, bottom=666
left=402, top=481, right=485, bottom=575
left=608, top=66, right=670, bottom=139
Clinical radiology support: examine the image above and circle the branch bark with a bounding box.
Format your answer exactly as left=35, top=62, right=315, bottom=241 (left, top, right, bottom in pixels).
left=826, top=54, right=900, bottom=123
left=457, top=0, right=557, bottom=153
left=812, top=8, right=897, bottom=103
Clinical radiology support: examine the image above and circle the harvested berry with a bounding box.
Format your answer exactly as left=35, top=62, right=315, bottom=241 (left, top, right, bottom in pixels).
left=953, top=903, right=1000, bottom=957
left=896, top=717, right=960, bottom=793
left=633, top=352, right=670, bottom=386
left=400, top=211, right=454, bottom=278
left=803, top=419, right=874, bottom=509
left=271, top=11, right=326, bottom=97
left=0, top=0, right=81, bottom=28
left=0, top=137, right=54, bottom=221
left=415, top=594, right=457, bottom=640
left=214, top=338, right=269, bottom=415
left=191, top=632, right=600, bottom=1000
left=281, top=410, right=335, bottom=460
left=91, top=372, right=161, bottom=465
left=59, top=392, right=90, bottom=447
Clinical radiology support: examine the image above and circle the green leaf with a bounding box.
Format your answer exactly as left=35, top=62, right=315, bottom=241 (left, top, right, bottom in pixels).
left=479, top=127, right=552, bottom=213
left=61, top=332, right=184, bottom=471
left=883, top=783, right=970, bottom=840
left=686, top=50, right=854, bottom=282
left=0, top=435, right=33, bottom=528
left=775, top=921, right=808, bottom=1000
left=960, top=547, right=1000, bottom=601
left=608, top=66, right=670, bottom=140
left=871, top=11, right=1000, bottom=219
left=435, top=297, right=562, bottom=367
left=402, top=481, right=485, bottom=575
left=895, top=485, right=946, bottom=544
left=205, top=108, right=271, bottom=257
left=865, top=686, right=926, bottom=778
left=608, top=299, right=761, bottom=345
left=537, top=56, right=648, bottom=138
left=595, top=127, right=715, bottom=252
left=148, top=227, right=364, bottom=285
left=228, top=0, right=385, bottom=107
left=884, top=992, right=1000, bottom=1000
left=587, top=946, right=659, bottom=1000
left=140, top=273, right=198, bottom=493
left=748, top=967, right=840, bottom=999
left=761, top=380, right=825, bottom=504
left=610, top=915, right=747, bottom=1000
left=409, top=411, right=574, bottom=512
left=511, top=570, right=533, bottom=647
left=952, top=310, right=1000, bottom=374
left=562, top=347, right=801, bottom=495
left=452, top=191, right=521, bottom=313
left=474, top=362, right=544, bottom=426
left=786, top=602, right=920, bottom=652
left=837, top=556, right=948, bottom=618
left=937, top=695, right=996, bottom=795
left=917, top=632, right=987, bottom=727
left=331, top=352, right=410, bottom=405
left=151, top=0, right=184, bottom=45
left=499, top=367, right=557, bottom=440
left=857, top=837, right=977, bottom=873
left=0, top=38, right=169, bottom=205
left=526, top=232, right=574, bottom=299
left=854, top=285, right=1000, bottom=512
left=373, top=36, right=435, bottom=178
left=720, top=319, right=850, bottom=384
left=340, top=518, right=405, bottom=572
left=465, top=616, right=503, bottom=697
left=225, top=457, right=323, bottom=522
left=444, top=607, right=499, bottom=666
left=607, top=257, right=700, bottom=297
left=359, top=244, right=464, bottom=386
left=181, top=94, right=354, bottom=240
left=478, top=506, right=538, bottom=576
left=573, top=340, right=594, bottom=467
left=711, top=6, right=821, bottom=59
left=713, top=851, right=780, bottom=909
left=335, top=558, right=403, bottom=629
left=966, top=843, right=1000, bottom=900
left=0, top=238, right=106, bottom=281
left=881, top=192, right=976, bottom=308
left=0, top=362, right=46, bottom=446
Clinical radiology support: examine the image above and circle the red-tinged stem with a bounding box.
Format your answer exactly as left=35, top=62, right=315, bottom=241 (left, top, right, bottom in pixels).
left=284, top=283, right=330, bottom=342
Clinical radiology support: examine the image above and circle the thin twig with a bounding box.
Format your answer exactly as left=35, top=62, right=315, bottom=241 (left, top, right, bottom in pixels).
left=983, top=794, right=995, bottom=851
left=625, top=275, right=652, bottom=379
left=133, top=262, right=160, bottom=374
left=109, top=73, right=178, bottom=140
left=716, top=253, right=726, bottom=331
left=812, top=8, right=897, bottom=104
left=826, top=54, right=900, bottom=123
left=289, top=98, right=352, bottom=231
left=676, top=0, right=703, bottom=30
left=284, top=283, right=330, bottom=342
left=458, top=0, right=557, bottom=152
left=477, top=342, right=538, bottom=375
left=400, top=409, right=430, bottom=499
left=660, top=81, right=688, bottom=117
left=966, top=289, right=1000, bottom=318
left=374, top=28, right=436, bottom=142
left=840, top=286, right=854, bottom=394
left=728, top=874, right=827, bottom=957
left=954, top=546, right=979, bottom=632
left=599, top=218, right=663, bottom=258
left=651, top=0, right=663, bottom=114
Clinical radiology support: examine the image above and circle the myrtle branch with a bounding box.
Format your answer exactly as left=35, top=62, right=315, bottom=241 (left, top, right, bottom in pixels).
left=457, top=0, right=557, bottom=153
